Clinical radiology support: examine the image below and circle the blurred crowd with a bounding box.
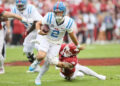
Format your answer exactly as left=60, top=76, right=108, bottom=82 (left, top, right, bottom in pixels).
left=0, top=0, right=120, bottom=45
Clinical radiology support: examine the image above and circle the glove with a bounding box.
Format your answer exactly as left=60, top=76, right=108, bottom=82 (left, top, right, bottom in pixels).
left=21, top=17, right=33, bottom=28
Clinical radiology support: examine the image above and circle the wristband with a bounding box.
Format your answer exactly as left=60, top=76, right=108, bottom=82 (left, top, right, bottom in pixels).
left=37, top=29, right=41, bottom=33
left=22, top=17, right=27, bottom=22
left=77, top=44, right=81, bottom=49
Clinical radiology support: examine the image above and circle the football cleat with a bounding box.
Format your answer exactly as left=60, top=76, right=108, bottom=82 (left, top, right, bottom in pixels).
left=96, top=74, right=106, bottom=80
left=0, top=67, right=5, bottom=74
left=35, top=78, right=41, bottom=85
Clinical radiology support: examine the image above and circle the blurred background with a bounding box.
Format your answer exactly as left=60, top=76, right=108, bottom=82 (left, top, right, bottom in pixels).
left=0, top=0, right=120, bottom=45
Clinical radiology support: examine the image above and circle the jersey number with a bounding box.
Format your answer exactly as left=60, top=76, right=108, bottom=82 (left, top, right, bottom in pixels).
left=51, top=30, right=59, bottom=38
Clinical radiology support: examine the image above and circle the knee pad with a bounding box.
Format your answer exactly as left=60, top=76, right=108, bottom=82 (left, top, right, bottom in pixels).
left=25, top=52, right=35, bottom=63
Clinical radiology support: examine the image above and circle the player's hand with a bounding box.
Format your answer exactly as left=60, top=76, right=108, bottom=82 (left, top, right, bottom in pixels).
left=21, top=17, right=33, bottom=28
left=75, top=44, right=86, bottom=52
left=63, top=62, right=74, bottom=68
left=37, top=29, right=48, bottom=35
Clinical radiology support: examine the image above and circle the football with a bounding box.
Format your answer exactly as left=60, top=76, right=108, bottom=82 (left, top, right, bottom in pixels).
left=41, top=24, right=50, bottom=33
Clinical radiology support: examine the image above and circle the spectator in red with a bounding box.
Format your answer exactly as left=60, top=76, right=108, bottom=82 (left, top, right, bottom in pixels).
left=76, top=15, right=87, bottom=44
left=100, top=0, right=107, bottom=12
left=78, top=0, right=96, bottom=14
left=11, top=19, right=26, bottom=45
left=69, top=4, right=79, bottom=18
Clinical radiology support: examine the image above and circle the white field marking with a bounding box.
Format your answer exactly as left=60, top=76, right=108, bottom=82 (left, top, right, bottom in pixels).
left=29, top=79, right=60, bottom=82
left=115, top=74, right=120, bottom=78
left=86, top=46, right=96, bottom=50
left=0, top=81, right=22, bottom=84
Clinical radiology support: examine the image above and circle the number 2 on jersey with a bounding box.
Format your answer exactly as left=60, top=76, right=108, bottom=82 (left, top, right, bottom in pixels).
left=51, top=30, right=59, bottom=38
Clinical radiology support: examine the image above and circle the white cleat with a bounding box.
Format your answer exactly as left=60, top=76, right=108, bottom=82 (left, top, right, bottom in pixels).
left=0, top=67, right=5, bottom=74
left=96, top=74, right=106, bottom=80
left=35, top=78, right=41, bottom=85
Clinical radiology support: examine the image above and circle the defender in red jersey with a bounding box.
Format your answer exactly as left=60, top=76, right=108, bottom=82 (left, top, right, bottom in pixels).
left=59, top=43, right=106, bottom=80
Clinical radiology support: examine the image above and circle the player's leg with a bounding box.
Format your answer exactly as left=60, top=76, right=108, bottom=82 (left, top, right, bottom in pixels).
left=35, top=44, right=61, bottom=85
left=23, top=31, right=37, bottom=63
left=35, top=60, right=50, bottom=85
left=0, top=29, right=5, bottom=74
left=76, top=64, right=106, bottom=80
left=29, top=36, right=49, bottom=71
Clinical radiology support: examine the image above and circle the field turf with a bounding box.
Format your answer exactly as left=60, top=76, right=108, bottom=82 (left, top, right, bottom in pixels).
left=0, top=66, right=120, bottom=86
left=0, top=44, right=119, bottom=86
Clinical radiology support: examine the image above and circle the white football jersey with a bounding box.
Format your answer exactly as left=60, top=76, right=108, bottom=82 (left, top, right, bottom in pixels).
left=42, top=12, right=75, bottom=44
left=11, top=4, right=43, bottom=28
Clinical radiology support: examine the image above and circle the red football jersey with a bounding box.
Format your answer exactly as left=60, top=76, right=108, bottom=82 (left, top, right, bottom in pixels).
left=59, top=44, right=78, bottom=77
left=0, top=7, right=4, bottom=29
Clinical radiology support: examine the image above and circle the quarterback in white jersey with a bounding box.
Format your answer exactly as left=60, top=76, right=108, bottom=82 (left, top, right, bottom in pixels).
left=29, top=1, right=84, bottom=85
left=11, top=0, right=43, bottom=72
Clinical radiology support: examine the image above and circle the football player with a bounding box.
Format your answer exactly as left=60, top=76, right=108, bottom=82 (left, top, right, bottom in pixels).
left=59, top=43, right=106, bottom=80
left=11, top=0, right=43, bottom=72
left=0, top=7, right=31, bottom=74
left=29, top=1, right=84, bottom=85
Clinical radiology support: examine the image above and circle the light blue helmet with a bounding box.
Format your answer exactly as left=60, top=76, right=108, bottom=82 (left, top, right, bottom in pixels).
left=53, top=1, right=66, bottom=16
left=53, top=2, right=66, bottom=24
left=16, top=0, right=27, bottom=11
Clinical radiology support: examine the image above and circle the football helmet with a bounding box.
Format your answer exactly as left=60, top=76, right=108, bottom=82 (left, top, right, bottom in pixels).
left=53, top=1, right=66, bottom=24
left=61, top=43, right=79, bottom=57
left=16, top=0, right=27, bottom=11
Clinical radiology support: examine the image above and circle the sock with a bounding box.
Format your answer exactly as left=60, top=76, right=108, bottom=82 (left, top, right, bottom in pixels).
left=0, top=56, right=4, bottom=68
left=36, top=60, right=50, bottom=80
left=76, top=64, right=99, bottom=77
left=25, top=52, right=35, bottom=63
left=31, top=59, right=41, bottom=68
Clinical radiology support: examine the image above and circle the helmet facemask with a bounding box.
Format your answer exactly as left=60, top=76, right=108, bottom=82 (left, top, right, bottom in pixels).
left=54, top=11, right=64, bottom=24
left=16, top=2, right=26, bottom=11
left=61, top=45, right=73, bottom=57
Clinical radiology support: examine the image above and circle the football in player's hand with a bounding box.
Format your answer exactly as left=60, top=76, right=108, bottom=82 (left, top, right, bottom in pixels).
left=41, top=24, right=50, bottom=33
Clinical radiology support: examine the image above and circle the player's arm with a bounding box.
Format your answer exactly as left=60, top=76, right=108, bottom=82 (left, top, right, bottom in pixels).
left=56, top=62, right=74, bottom=68
left=2, top=11, right=33, bottom=24
left=27, top=21, right=37, bottom=34
left=69, top=31, right=79, bottom=46
left=2, top=11, right=23, bottom=21
left=67, top=20, right=85, bottom=50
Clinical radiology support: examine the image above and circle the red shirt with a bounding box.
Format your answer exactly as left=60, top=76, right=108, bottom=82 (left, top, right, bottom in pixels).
left=59, top=44, right=78, bottom=77
left=100, top=3, right=107, bottom=12
left=13, top=19, right=26, bottom=34
left=78, top=2, right=96, bottom=13
left=0, top=7, right=4, bottom=29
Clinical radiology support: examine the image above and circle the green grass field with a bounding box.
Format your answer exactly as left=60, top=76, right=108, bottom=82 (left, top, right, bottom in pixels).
left=6, top=44, right=120, bottom=62
left=0, top=44, right=120, bottom=86
left=0, top=66, right=120, bottom=86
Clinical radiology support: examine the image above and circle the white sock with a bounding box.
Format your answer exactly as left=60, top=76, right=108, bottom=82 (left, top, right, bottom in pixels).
left=36, top=60, right=50, bottom=80
left=0, top=57, right=4, bottom=68
left=76, top=64, right=99, bottom=77
left=31, top=59, right=41, bottom=68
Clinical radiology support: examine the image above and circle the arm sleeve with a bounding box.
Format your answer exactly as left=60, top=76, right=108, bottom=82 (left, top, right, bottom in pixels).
left=66, top=18, right=74, bottom=33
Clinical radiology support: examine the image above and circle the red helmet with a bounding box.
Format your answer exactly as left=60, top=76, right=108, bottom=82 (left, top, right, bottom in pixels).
left=61, top=43, right=79, bottom=57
